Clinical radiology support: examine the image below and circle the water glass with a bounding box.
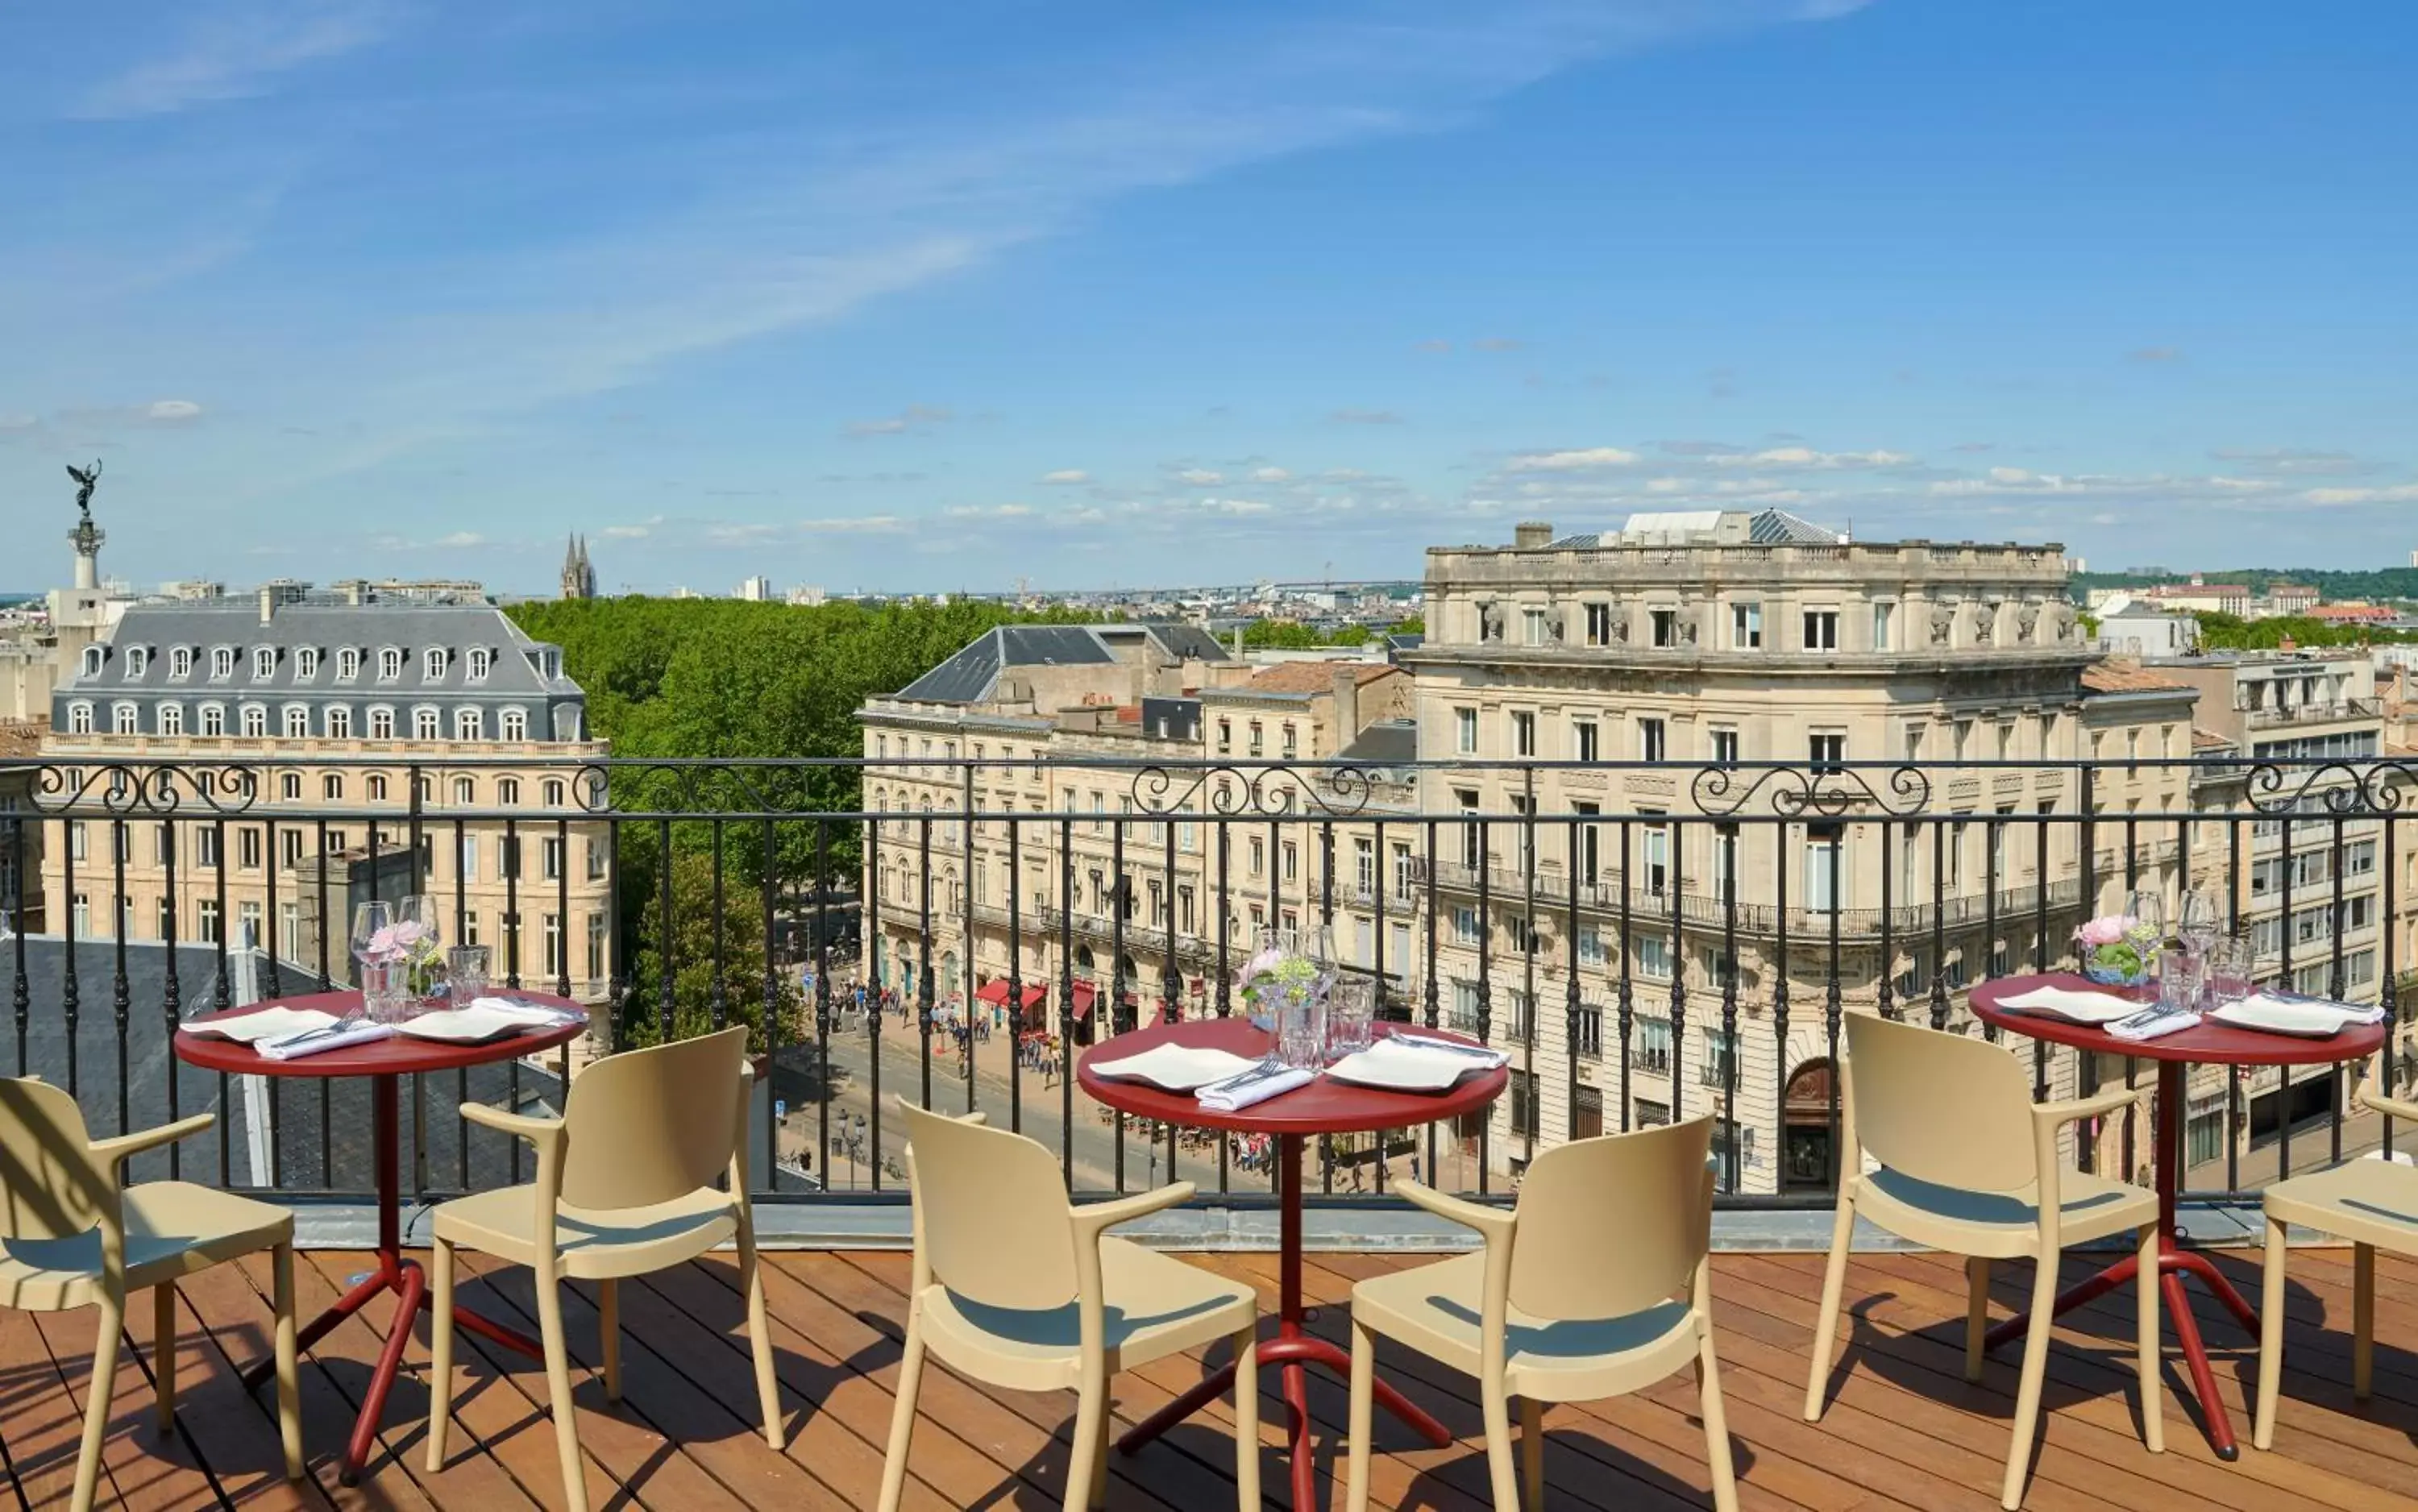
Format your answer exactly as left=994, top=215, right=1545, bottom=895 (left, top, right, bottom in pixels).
left=1275, top=991, right=1328, bottom=1071
left=1327, top=976, right=1377, bottom=1057
left=2158, top=945, right=2206, bottom=1016
left=2205, top=937, right=2254, bottom=1005
left=447, top=945, right=492, bottom=1007
left=359, top=958, right=413, bottom=1024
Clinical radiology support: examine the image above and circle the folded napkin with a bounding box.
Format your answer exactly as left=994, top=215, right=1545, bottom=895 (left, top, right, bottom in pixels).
left=2107, top=1007, right=2200, bottom=1043
left=1381, top=1031, right=1511, bottom=1069
left=2246, top=991, right=2385, bottom=1026
left=1997, top=985, right=2142, bottom=1025
left=256, top=1021, right=396, bottom=1061
left=1197, top=1064, right=1316, bottom=1112
left=185, top=1006, right=339, bottom=1044
left=467, top=995, right=586, bottom=1027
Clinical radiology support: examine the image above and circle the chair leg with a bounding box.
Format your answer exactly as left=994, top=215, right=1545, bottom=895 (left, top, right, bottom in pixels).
left=1699, top=1323, right=1741, bottom=1512
left=2000, top=1253, right=2060, bottom=1510
left=1519, top=1397, right=1544, bottom=1512
left=426, top=1238, right=457, bottom=1473
left=2134, top=1222, right=2162, bottom=1456
left=2354, top=1241, right=2374, bottom=1401
left=534, top=1272, right=590, bottom=1512
left=1065, top=1374, right=1107, bottom=1512
left=875, top=1314, right=927, bottom=1512
left=72, top=1294, right=122, bottom=1512
left=597, top=1277, right=621, bottom=1403
left=153, top=1281, right=178, bottom=1434
left=1090, top=1398, right=1111, bottom=1510
left=737, top=1220, right=783, bottom=1449
left=272, top=1243, right=302, bottom=1481
left=2254, top=1215, right=2288, bottom=1451
left=1480, top=1379, right=1520, bottom=1512
left=1966, top=1257, right=1990, bottom=1384
left=1804, top=1192, right=1857, bottom=1420
left=1228, top=1325, right=1260, bottom=1512
left=1345, top=1319, right=1376, bottom=1512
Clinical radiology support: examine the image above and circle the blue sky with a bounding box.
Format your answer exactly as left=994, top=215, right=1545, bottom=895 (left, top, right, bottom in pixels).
left=2, top=1, right=2413, bottom=595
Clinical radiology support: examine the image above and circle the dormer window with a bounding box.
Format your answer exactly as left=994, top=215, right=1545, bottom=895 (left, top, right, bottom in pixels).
left=79, top=646, right=106, bottom=679
left=377, top=647, right=402, bottom=681
left=169, top=647, right=193, bottom=680
left=254, top=647, right=276, bottom=679
left=296, top=647, right=319, bottom=679
left=210, top=646, right=235, bottom=680
left=467, top=647, right=492, bottom=681
left=335, top=648, right=360, bottom=681
left=424, top=648, right=447, bottom=680
left=125, top=646, right=149, bottom=677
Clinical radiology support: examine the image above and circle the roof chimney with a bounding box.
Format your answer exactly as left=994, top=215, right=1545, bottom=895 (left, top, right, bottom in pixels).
left=1514, top=521, right=1554, bottom=550
left=258, top=586, right=277, bottom=626
left=1330, top=665, right=1360, bottom=746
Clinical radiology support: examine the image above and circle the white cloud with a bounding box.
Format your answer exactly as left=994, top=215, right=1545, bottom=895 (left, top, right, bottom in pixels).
left=600, top=516, right=663, bottom=540
left=145, top=399, right=205, bottom=422
left=77, top=1, right=397, bottom=119
left=434, top=530, right=486, bottom=548
left=1250, top=466, right=1292, bottom=483
left=2301, top=484, right=2418, bottom=506
left=794, top=514, right=911, bottom=534
left=1507, top=447, right=1641, bottom=471
left=1037, top=469, right=1091, bottom=485
left=1175, top=467, right=1224, bottom=484
left=843, top=405, right=951, bottom=438
left=943, top=503, right=1036, bottom=520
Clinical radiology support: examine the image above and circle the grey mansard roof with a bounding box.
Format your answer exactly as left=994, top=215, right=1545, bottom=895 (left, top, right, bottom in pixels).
left=895, top=622, right=1229, bottom=705
left=63, top=601, right=580, bottom=700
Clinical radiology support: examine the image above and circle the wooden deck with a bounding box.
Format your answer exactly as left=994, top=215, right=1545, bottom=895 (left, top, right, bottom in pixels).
left=6, top=1241, right=2418, bottom=1510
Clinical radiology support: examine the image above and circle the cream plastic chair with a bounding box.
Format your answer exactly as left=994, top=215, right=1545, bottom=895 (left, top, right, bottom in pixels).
left=1344, top=1117, right=1738, bottom=1512
left=1803, top=1014, right=2161, bottom=1510
left=879, top=1100, right=1261, bottom=1512
left=0, top=1078, right=301, bottom=1512
left=424, top=1025, right=780, bottom=1512
left=2254, top=1032, right=2418, bottom=1449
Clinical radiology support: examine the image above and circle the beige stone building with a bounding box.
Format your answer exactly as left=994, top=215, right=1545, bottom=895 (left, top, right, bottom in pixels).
left=37, top=594, right=614, bottom=1001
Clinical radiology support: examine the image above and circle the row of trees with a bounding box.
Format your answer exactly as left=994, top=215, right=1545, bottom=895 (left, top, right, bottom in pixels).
left=2194, top=612, right=2418, bottom=651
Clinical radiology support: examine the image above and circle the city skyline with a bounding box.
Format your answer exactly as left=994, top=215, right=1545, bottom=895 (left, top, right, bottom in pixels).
left=4, top=2, right=2415, bottom=592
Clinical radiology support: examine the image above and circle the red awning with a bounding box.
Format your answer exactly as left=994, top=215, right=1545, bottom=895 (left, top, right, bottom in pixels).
left=1020, top=985, right=1047, bottom=1011
left=974, top=979, right=1011, bottom=1006
left=1070, top=982, right=1098, bottom=1020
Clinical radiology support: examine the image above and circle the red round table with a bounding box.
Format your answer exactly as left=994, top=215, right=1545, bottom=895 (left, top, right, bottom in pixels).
left=1971, top=973, right=2385, bottom=1460
left=175, top=991, right=588, bottom=1483
left=1078, top=1016, right=1506, bottom=1509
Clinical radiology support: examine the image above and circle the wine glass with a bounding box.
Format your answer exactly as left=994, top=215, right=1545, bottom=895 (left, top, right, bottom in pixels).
left=349, top=900, right=393, bottom=978
left=2124, top=887, right=2166, bottom=941
left=2179, top=889, right=2223, bottom=954
left=350, top=900, right=397, bottom=1021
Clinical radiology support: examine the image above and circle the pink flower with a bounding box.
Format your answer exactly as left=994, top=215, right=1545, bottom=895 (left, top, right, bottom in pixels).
left=392, top=920, right=426, bottom=948
left=367, top=924, right=401, bottom=957
left=2075, top=916, right=2130, bottom=949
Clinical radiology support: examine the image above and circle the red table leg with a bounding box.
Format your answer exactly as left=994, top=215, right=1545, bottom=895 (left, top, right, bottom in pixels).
left=1980, top=1060, right=2247, bottom=1460
left=1116, top=1132, right=1454, bottom=1496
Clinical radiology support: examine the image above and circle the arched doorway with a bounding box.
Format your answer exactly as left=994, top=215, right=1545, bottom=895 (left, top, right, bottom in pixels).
left=938, top=950, right=959, bottom=1002
left=1783, top=1059, right=1836, bottom=1192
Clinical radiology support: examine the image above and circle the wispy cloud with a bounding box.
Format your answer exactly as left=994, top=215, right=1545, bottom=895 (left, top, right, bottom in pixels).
left=843, top=405, right=952, bottom=439
left=1037, top=468, right=1090, bottom=485
left=1329, top=408, right=1401, bottom=426
left=77, top=0, right=397, bottom=119
left=1508, top=447, right=1641, bottom=471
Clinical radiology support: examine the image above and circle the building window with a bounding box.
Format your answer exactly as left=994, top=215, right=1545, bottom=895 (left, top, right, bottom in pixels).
left=586, top=913, right=608, bottom=982
left=377, top=648, right=403, bottom=681
left=1454, top=708, right=1478, bottom=754
left=254, top=647, right=276, bottom=679
left=1511, top=710, right=1536, bottom=758
left=1247, top=721, right=1264, bottom=758
left=497, top=777, right=521, bottom=806
left=67, top=702, right=93, bottom=735
left=1507, top=1070, right=1543, bottom=1139
left=468, top=648, right=492, bottom=680
left=1216, top=718, right=1232, bottom=754
left=1805, top=824, right=1843, bottom=913
left=71, top=893, right=89, bottom=939
left=1810, top=733, right=1845, bottom=775
left=326, top=705, right=351, bottom=738
left=237, top=827, right=262, bottom=870
left=1523, top=609, right=1548, bottom=646
left=455, top=708, right=484, bottom=741
left=453, top=776, right=476, bottom=804
left=1573, top=718, right=1599, bottom=762
left=1872, top=600, right=1896, bottom=650
left=337, top=648, right=360, bottom=680
left=170, top=646, right=194, bottom=679
left=296, top=647, right=319, bottom=679
left=280, top=903, right=301, bottom=961
left=542, top=914, right=563, bottom=980
left=283, top=705, right=309, bottom=738
left=210, top=647, right=235, bottom=680
left=110, top=702, right=137, bottom=734
left=1632, top=1016, right=1673, bottom=1073
left=425, top=648, right=448, bottom=680
left=542, top=837, right=564, bottom=880
left=1639, top=717, right=1667, bottom=763
left=1701, top=1028, right=1737, bottom=1088
left=1802, top=609, right=1839, bottom=651
left=199, top=704, right=226, bottom=737
left=368, top=708, right=394, bottom=739
left=1281, top=723, right=1298, bottom=759
left=500, top=708, right=528, bottom=741
left=281, top=829, right=303, bottom=866
left=1651, top=608, right=1677, bottom=647
left=367, top=775, right=388, bottom=801
left=197, top=899, right=220, bottom=944
left=279, top=772, right=301, bottom=800
left=125, top=646, right=148, bottom=677
left=413, top=708, right=439, bottom=741
left=159, top=703, right=184, bottom=736
left=322, top=773, right=343, bottom=800
left=544, top=779, right=567, bottom=807
left=1710, top=728, right=1739, bottom=768
left=1585, top=602, right=1614, bottom=646
left=238, top=901, right=261, bottom=948
left=1731, top=602, right=1762, bottom=649
left=1635, top=933, right=1672, bottom=979
left=239, top=704, right=266, bottom=738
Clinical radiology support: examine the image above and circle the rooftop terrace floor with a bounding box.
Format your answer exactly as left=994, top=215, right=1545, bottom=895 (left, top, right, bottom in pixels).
left=14, top=1242, right=2418, bottom=1510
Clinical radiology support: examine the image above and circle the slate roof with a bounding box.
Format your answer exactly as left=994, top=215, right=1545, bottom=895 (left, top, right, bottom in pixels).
left=895, top=623, right=1229, bottom=705
left=63, top=601, right=580, bottom=700
left=1337, top=718, right=1417, bottom=766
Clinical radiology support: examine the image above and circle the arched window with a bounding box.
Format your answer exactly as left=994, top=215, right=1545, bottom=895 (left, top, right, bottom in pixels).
left=125, top=646, right=149, bottom=677
left=67, top=701, right=93, bottom=734
left=210, top=646, right=235, bottom=679
left=413, top=707, right=439, bottom=741
left=454, top=708, right=483, bottom=741
left=425, top=648, right=447, bottom=680
left=110, top=702, right=137, bottom=734
left=322, top=774, right=343, bottom=800
left=468, top=648, right=492, bottom=680
left=199, top=704, right=226, bottom=737
left=283, top=705, right=309, bottom=738
left=499, top=707, right=528, bottom=741
left=377, top=647, right=403, bottom=681
left=367, top=774, right=389, bottom=801
left=496, top=777, right=521, bottom=806
left=336, top=648, right=360, bottom=680
left=254, top=647, right=276, bottom=679
left=453, top=776, right=476, bottom=804
left=240, top=704, right=268, bottom=738
left=169, top=646, right=193, bottom=679
left=542, top=779, right=566, bottom=807
left=158, top=704, right=184, bottom=736
left=326, top=705, right=352, bottom=738
left=280, top=772, right=301, bottom=800
left=296, top=647, right=319, bottom=678
left=368, top=707, right=395, bottom=740
left=80, top=646, right=105, bottom=678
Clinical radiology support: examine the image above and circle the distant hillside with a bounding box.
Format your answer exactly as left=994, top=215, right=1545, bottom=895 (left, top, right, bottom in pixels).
left=2073, top=568, right=2418, bottom=602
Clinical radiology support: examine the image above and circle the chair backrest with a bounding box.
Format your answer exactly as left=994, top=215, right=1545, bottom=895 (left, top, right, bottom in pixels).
left=0, top=1078, right=110, bottom=1244
left=559, top=1026, right=750, bottom=1210
left=1843, top=1013, right=2038, bottom=1193
left=1508, top=1116, right=1712, bottom=1321
left=897, top=1101, right=1079, bottom=1312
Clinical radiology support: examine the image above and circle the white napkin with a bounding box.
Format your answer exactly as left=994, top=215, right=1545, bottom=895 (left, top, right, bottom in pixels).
left=256, top=1021, right=396, bottom=1060
left=1998, top=985, right=2142, bottom=1025
left=184, top=1007, right=339, bottom=1044
left=2107, top=1007, right=2200, bottom=1043
left=2243, top=991, right=2385, bottom=1026
left=1380, top=1032, right=1511, bottom=1070
left=467, top=996, right=586, bottom=1027
left=1197, top=1065, right=1316, bottom=1112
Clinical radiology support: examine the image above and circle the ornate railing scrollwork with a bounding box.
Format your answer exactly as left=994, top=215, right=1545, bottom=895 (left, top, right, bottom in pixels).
left=2246, top=761, right=2374, bottom=817
left=1127, top=763, right=1377, bottom=820
left=31, top=760, right=264, bottom=816
left=1691, top=763, right=1932, bottom=820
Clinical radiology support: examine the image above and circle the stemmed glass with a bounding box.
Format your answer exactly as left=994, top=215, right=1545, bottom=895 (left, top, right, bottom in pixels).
left=2179, top=889, right=2223, bottom=954
left=351, top=900, right=401, bottom=1022
left=2125, top=887, right=2166, bottom=942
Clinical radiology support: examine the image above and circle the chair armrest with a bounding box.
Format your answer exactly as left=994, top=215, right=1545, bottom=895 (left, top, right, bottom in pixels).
left=1395, top=1180, right=1515, bottom=1240
left=88, top=1112, right=214, bottom=1170
left=461, top=1103, right=566, bottom=1150
left=1070, top=1181, right=1196, bottom=1238
left=2362, top=1089, right=2418, bottom=1126
left=2030, top=1086, right=2146, bottom=1131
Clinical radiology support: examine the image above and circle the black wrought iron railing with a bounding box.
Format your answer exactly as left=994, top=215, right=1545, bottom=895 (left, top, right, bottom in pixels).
left=1, top=752, right=2408, bottom=1211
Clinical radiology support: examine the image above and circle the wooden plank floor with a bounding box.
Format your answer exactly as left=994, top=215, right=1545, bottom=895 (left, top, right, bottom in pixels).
left=5, top=1244, right=2416, bottom=1510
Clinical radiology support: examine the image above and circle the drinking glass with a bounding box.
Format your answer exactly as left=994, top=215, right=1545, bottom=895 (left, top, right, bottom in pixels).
left=2158, top=945, right=2206, bottom=1016
left=2125, top=887, right=2166, bottom=941
left=447, top=945, right=492, bottom=1008
left=1275, top=991, right=1329, bottom=1071
left=2179, top=889, right=2224, bottom=953
left=1327, top=975, right=1377, bottom=1057
left=2205, top=936, right=2254, bottom=1005
left=349, top=899, right=393, bottom=991
left=359, top=959, right=412, bottom=1024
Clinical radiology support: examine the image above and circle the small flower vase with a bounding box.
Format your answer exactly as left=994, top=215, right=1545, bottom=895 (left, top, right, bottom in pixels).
left=2081, top=952, right=2154, bottom=988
